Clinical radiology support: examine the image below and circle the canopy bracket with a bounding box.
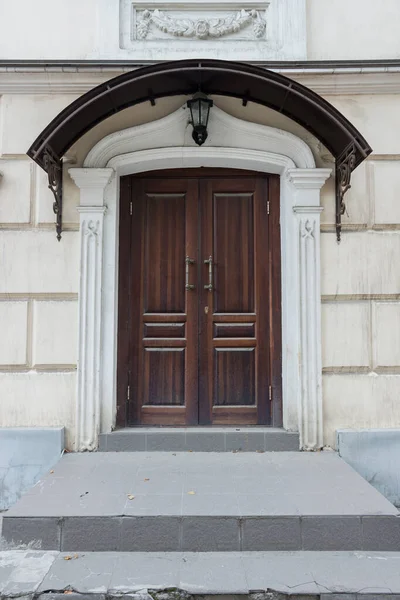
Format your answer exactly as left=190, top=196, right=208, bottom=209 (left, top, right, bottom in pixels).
left=26, top=60, right=372, bottom=241
left=336, top=143, right=356, bottom=242
left=43, top=150, right=63, bottom=241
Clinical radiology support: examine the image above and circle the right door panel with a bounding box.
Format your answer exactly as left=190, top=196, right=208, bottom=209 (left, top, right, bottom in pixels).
left=199, top=177, right=271, bottom=425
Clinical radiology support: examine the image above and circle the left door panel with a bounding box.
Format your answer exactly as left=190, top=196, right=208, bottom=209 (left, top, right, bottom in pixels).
left=118, top=177, right=199, bottom=426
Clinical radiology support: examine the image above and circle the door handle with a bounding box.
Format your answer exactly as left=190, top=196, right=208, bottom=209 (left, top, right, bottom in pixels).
left=185, top=256, right=195, bottom=291
left=204, top=255, right=213, bottom=292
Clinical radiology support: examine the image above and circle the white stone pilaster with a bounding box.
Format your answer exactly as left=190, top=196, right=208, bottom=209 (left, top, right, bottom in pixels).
left=69, top=168, right=114, bottom=451
left=288, top=168, right=331, bottom=450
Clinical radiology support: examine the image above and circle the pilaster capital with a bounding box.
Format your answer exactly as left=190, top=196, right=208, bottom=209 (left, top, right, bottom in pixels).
left=293, top=206, right=324, bottom=215
left=69, top=168, right=114, bottom=191
left=287, top=168, right=332, bottom=190
left=77, top=206, right=107, bottom=215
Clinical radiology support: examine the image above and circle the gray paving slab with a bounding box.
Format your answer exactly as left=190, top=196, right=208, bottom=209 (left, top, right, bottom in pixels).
left=120, top=516, right=181, bottom=552
left=38, top=552, right=118, bottom=593
left=109, top=552, right=182, bottom=592
left=362, top=516, right=400, bottom=551
left=3, top=451, right=399, bottom=552
left=6, top=452, right=398, bottom=518
left=242, top=517, right=301, bottom=551
left=2, top=517, right=60, bottom=550
left=4, top=551, right=400, bottom=597
left=0, top=550, right=58, bottom=595
left=181, top=517, right=240, bottom=551
left=62, top=517, right=123, bottom=552
left=180, top=553, right=248, bottom=594
left=301, top=517, right=363, bottom=551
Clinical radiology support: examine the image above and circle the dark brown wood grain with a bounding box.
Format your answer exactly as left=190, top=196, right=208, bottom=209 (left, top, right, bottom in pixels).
left=116, top=176, right=132, bottom=427
left=268, top=175, right=283, bottom=427
left=199, top=177, right=271, bottom=425
left=116, top=169, right=282, bottom=427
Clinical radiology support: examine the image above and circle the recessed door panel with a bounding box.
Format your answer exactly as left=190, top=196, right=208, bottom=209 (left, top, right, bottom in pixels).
left=213, top=193, right=255, bottom=314
left=214, top=348, right=256, bottom=406
left=144, top=348, right=185, bottom=406
left=145, top=194, right=186, bottom=313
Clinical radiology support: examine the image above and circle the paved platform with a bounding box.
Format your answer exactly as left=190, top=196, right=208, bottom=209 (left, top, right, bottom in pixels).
left=99, top=427, right=300, bottom=452
left=2, top=451, right=399, bottom=552
left=3, top=550, right=400, bottom=597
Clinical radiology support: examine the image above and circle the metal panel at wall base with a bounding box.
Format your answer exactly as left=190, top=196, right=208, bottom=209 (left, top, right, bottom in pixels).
left=0, top=427, right=64, bottom=510
left=337, top=429, right=400, bottom=508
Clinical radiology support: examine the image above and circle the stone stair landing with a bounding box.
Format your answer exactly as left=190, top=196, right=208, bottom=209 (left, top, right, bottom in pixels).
left=2, top=451, right=399, bottom=552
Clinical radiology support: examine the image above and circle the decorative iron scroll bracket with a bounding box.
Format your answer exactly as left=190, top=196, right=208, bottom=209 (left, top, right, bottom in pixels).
left=335, top=143, right=356, bottom=243
left=43, top=150, right=63, bottom=241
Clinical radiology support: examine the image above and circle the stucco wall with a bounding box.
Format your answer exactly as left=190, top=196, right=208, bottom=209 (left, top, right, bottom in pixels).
left=0, top=0, right=399, bottom=61
left=320, top=95, right=400, bottom=447
left=0, top=94, right=79, bottom=449
left=1, top=88, right=400, bottom=448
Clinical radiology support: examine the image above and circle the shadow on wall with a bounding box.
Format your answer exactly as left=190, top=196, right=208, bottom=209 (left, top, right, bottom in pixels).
left=0, top=428, right=64, bottom=510
left=337, top=429, right=400, bottom=508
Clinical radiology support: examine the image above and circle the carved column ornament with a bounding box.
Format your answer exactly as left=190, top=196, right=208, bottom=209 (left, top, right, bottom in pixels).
left=288, top=168, right=331, bottom=450
left=69, top=168, right=114, bottom=451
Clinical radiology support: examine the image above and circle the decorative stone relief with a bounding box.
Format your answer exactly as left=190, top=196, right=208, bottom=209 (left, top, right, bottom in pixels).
left=115, top=0, right=307, bottom=61
left=136, top=8, right=266, bottom=40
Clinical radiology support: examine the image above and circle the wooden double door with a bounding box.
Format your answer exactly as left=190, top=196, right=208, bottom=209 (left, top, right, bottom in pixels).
left=117, top=169, right=282, bottom=427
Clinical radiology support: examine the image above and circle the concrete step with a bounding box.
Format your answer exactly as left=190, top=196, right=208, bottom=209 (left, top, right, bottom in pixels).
left=99, top=427, right=300, bottom=452
left=2, top=451, right=399, bottom=552
left=3, top=550, right=400, bottom=598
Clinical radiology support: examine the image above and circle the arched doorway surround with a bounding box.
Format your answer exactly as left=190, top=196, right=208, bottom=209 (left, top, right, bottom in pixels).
left=69, top=104, right=331, bottom=451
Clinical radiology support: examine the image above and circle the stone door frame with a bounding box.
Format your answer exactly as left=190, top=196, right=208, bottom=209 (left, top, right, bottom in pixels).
left=69, top=104, right=331, bottom=451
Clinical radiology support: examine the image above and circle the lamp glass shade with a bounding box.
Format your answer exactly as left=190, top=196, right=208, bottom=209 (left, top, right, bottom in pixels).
left=187, top=92, right=213, bottom=146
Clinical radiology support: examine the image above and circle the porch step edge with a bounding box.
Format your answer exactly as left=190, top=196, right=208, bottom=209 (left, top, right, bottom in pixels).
left=3, top=514, right=400, bottom=552
left=98, top=428, right=300, bottom=452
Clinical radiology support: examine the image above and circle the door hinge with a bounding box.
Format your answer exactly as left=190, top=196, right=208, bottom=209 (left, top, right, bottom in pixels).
left=127, top=384, right=130, bottom=401
left=267, top=200, right=270, bottom=215
left=269, top=385, right=272, bottom=402
left=129, top=201, right=133, bottom=216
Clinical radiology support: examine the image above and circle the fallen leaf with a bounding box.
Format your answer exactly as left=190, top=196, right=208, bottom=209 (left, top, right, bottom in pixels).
left=188, top=491, right=196, bottom=495
left=50, top=470, right=54, bottom=474
left=64, top=556, right=72, bottom=561
left=144, top=478, right=150, bottom=482
left=127, top=494, right=135, bottom=500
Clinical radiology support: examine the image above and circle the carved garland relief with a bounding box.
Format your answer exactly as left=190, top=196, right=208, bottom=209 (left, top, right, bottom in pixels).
left=136, top=8, right=267, bottom=40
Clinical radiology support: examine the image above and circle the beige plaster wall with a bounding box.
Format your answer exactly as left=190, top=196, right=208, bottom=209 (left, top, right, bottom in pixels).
left=0, top=0, right=399, bottom=61
left=307, top=0, right=400, bottom=60
left=320, top=94, right=400, bottom=447
left=1, top=90, right=400, bottom=449
left=0, top=93, right=79, bottom=449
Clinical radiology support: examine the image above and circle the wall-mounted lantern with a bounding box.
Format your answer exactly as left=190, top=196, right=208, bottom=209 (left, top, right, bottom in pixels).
left=187, top=92, right=213, bottom=146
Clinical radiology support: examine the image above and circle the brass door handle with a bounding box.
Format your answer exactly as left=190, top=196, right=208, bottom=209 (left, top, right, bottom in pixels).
left=204, top=256, right=213, bottom=291
left=185, top=256, right=195, bottom=291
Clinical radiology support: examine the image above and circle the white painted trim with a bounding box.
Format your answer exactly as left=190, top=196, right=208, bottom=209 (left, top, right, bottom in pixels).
left=84, top=105, right=315, bottom=170
left=70, top=105, right=331, bottom=451
left=68, top=168, right=114, bottom=452
left=1, top=70, right=400, bottom=95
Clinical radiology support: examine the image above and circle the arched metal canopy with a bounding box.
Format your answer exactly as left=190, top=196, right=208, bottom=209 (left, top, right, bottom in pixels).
left=27, top=59, right=372, bottom=241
